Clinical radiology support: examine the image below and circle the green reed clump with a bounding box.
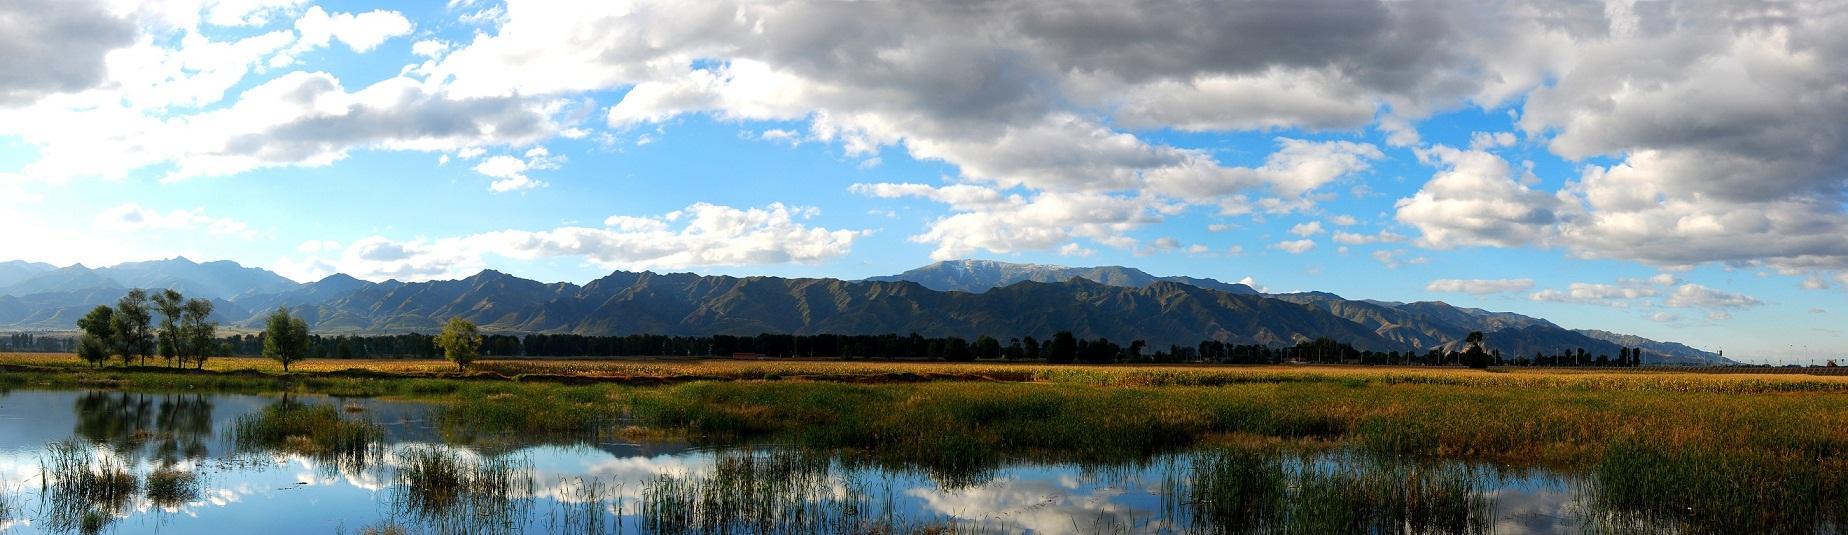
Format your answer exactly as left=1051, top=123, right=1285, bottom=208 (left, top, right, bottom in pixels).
left=1590, top=439, right=1846, bottom=534
left=38, top=439, right=139, bottom=534
left=639, top=450, right=900, bottom=534
left=544, top=477, right=621, bottom=534
left=232, top=399, right=383, bottom=472
left=0, top=483, right=12, bottom=524
left=1178, top=447, right=1493, bottom=535
left=433, top=382, right=622, bottom=443
left=1180, top=447, right=1288, bottom=533
left=144, top=466, right=201, bottom=508
left=390, top=445, right=535, bottom=532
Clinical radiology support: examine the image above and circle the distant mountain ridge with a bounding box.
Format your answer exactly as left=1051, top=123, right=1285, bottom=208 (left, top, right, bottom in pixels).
left=0, top=257, right=1731, bottom=364
left=866, top=259, right=1261, bottom=295
left=0, top=257, right=295, bottom=301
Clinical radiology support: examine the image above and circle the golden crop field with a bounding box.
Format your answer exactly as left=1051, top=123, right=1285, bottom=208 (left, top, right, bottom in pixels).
left=5, top=351, right=1846, bottom=394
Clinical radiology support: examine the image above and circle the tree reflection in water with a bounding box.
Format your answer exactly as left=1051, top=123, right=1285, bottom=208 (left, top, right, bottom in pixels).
left=71, top=391, right=214, bottom=467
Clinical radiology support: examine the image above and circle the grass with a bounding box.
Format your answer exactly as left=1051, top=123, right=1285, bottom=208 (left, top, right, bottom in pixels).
left=38, top=440, right=138, bottom=534
left=1174, top=447, right=1491, bottom=534
left=389, top=445, right=535, bottom=532
left=144, top=467, right=201, bottom=508
left=8, top=351, right=1848, bottom=393
left=231, top=399, right=384, bottom=472
left=638, top=450, right=906, bottom=534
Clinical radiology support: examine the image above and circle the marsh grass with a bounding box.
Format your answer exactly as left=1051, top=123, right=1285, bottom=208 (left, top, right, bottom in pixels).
left=1588, top=439, right=1848, bottom=533
left=639, top=450, right=905, bottom=534
left=390, top=445, right=536, bottom=533
left=38, top=439, right=139, bottom=534
left=143, top=466, right=201, bottom=508
left=0, top=481, right=12, bottom=525
left=543, top=477, right=621, bottom=534
left=12, top=355, right=1848, bottom=531
left=231, top=399, right=383, bottom=473
left=1171, top=447, right=1492, bottom=534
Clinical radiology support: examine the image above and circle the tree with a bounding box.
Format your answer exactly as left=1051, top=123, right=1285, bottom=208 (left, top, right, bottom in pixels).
left=1463, top=331, right=1489, bottom=369
left=1128, top=340, right=1147, bottom=361
left=77, top=306, right=116, bottom=365
left=1022, top=336, right=1041, bottom=360
left=262, top=308, right=310, bottom=372
left=973, top=335, right=1002, bottom=360
left=151, top=289, right=184, bottom=367
left=77, top=334, right=110, bottom=368
left=1047, top=331, right=1077, bottom=364
left=942, top=336, right=974, bottom=362
left=112, top=289, right=154, bottom=366
left=434, top=317, right=484, bottom=371
left=1079, top=337, right=1120, bottom=364
left=181, top=298, right=217, bottom=370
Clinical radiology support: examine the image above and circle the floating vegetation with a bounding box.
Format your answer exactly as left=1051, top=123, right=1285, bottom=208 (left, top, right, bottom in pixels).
left=144, top=466, right=201, bottom=508
left=231, top=398, right=382, bottom=473
left=38, top=439, right=139, bottom=534
left=389, top=445, right=536, bottom=534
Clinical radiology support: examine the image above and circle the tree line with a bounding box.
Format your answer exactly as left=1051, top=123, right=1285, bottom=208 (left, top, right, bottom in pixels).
left=185, top=330, right=1651, bottom=368
left=41, top=292, right=1653, bottom=368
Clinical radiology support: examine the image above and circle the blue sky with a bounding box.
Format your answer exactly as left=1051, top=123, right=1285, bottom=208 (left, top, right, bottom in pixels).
left=1, top=0, right=1844, bottom=362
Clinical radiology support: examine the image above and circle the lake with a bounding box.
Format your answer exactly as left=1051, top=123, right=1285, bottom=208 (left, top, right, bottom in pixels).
left=0, top=388, right=1684, bottom=533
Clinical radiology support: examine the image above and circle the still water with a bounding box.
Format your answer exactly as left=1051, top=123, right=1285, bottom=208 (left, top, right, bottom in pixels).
left=0, top=388, right=1601, bottom=534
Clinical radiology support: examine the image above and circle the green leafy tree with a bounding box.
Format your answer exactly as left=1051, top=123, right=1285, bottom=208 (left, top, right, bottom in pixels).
left=76, top=305, right=116, bottom=365
left=433, top=317, right=483, bottom=371
left=1463, top=331, right=1489, bottom=369
left=972, top=336, right=1002, bottom=360
left=181, top=298, right=217, bottom=370
left=112, top=289, right=154, bottom=366
left=151, top=289, right=184, bottom=367
left=1048, top=331, right=1077, bottom=364
left=1022, top=336, right=1041, bottom=360
left=262, top=308, right=310, bottom=372
left=76, top=334, right=110, bottom=368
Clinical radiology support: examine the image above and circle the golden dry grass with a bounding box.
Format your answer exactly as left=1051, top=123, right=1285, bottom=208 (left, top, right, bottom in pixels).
left=5, top=351, right=1846, bottom=393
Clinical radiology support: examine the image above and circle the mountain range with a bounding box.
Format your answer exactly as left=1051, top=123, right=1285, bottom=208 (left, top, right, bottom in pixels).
left=0, top=258, right=1732, bottom=364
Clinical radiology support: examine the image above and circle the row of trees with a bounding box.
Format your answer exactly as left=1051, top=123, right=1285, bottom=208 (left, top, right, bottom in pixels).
left=75, top=289, right=218, bottom=369
left=50, top=301, right=1656, bottom=368
left=0, top=333, right=74, bottom=352
left=252, top=310, right=481, bottom=372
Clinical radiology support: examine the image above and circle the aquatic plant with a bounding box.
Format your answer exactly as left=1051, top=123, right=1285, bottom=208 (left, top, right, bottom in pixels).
left=38, top=439, right=139, bottom=534
left=389, top=445, right=536, bottom=533
left=144, top=466, right=201, bottom=508
left=1175, top=447, right=1493, bottom=534
left=638, top=450, right=899, bottom=534
left=1589, top=439, right=1848, bottom=533
left=543, top=477, right=620, bottom=534
left=231, top=399, right=383, bottom=473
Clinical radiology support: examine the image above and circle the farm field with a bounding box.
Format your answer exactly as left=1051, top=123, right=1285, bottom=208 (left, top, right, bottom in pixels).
left=5, top=351, right=1846, bottom=391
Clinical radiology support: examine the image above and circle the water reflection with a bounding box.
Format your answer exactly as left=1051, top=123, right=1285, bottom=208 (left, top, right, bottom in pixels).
left=0, top=388, right=1838, bottom=534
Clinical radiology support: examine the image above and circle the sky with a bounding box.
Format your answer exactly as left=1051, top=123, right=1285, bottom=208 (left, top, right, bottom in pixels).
left=0, top=0, right=1844, bottom=362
